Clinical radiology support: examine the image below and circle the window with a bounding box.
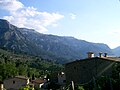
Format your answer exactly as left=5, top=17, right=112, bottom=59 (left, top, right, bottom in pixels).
left=13, top=81, right=15, bottom=84
left=74, top=66, right=76, bottom=69
left=63, top=80, right=66, bottom=83
left=83, top=66, right=86, bottom=69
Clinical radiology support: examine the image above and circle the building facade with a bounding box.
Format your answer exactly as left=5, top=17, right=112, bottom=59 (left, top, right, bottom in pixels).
left=65, top=55, right=120, bottom=84
left=4, top=76, right=29, bottom=90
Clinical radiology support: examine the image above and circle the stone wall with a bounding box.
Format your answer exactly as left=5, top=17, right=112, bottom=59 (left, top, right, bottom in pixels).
left=65, top=57, right=115, bottom=84
left=4, top=77, right=28, bottom=89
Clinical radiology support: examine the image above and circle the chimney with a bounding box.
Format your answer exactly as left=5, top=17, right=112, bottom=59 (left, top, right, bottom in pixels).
left=104, top=53, right=107, bottom=57
left=87, top=52, right=94, bottom=58
left=99, top=52, right=103, bottom=57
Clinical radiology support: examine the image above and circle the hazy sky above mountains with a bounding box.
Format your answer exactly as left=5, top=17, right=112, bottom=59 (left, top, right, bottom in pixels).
left=0, top=0, right=120, bottom=49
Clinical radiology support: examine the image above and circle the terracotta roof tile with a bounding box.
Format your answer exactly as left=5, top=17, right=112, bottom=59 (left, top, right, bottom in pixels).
left=31, top=79, right=45, bottom=84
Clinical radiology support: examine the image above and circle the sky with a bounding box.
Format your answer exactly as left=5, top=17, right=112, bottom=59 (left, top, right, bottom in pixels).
left=0, top=0, right=120, bottom=49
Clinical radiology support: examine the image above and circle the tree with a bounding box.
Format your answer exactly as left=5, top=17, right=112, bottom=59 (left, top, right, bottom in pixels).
left=18, top=65, right=27, bottom=75
left=19, top=85, right=34, bottom=90
left=77, top=86, right=84, bottom=90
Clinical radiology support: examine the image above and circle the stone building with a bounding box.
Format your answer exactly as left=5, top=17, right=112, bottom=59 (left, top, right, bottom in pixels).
left=65, top=52, right=120, bottom=84
left=58, top=72, right=66, bottom=85
left=4, top=76, right=29, bottom=90
left=31, top=78, right=46, bottom=89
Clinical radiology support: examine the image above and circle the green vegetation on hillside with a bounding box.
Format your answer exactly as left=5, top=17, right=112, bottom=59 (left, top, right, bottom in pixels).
left=0, top=48, right=64, bottom=81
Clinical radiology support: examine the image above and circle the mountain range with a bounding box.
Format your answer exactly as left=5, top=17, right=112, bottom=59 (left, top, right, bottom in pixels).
left=0, top=19, right=119, bottom=63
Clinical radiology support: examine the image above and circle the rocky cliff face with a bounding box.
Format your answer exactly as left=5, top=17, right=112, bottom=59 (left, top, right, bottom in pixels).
left=0, top=19, right=114, bottom=63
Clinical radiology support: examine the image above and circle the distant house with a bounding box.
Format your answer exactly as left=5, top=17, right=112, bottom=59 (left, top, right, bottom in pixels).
left=65, top=52, right=120, bottom=84
left=58, top=72, right=66, bottom=85
left=4, top=76, right=29, bottom=90
left=31, top=78, right=46, bottom=89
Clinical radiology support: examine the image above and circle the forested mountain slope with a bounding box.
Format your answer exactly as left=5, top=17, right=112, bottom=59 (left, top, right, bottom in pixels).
left=0, top=19, right=113, bottom=63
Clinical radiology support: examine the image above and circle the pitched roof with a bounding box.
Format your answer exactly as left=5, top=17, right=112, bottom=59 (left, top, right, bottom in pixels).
left=15, top=76, right=29, bottom=80
left=31, top=79, right=45, bottom=84
left=4, top=76, right=29, bottom=81
left=65, top=57, right=120, bottom=65
left=102, top=57, right=120, bottom=62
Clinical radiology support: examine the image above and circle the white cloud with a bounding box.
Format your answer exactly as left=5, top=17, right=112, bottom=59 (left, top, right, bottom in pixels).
left=107, top=29, right=120, bottom=48
left=52, top=24, right=58, bottom=27
left=69, top=13, right=76, bottom=20
left=0, top=0, right=64, bottom=33
left=0, top=0, right=24, bottom=11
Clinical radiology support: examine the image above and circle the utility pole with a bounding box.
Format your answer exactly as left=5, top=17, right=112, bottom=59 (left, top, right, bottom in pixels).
left=119, top=73, right=120, bottom=89
left=71, top=81, right=75, bottom=90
